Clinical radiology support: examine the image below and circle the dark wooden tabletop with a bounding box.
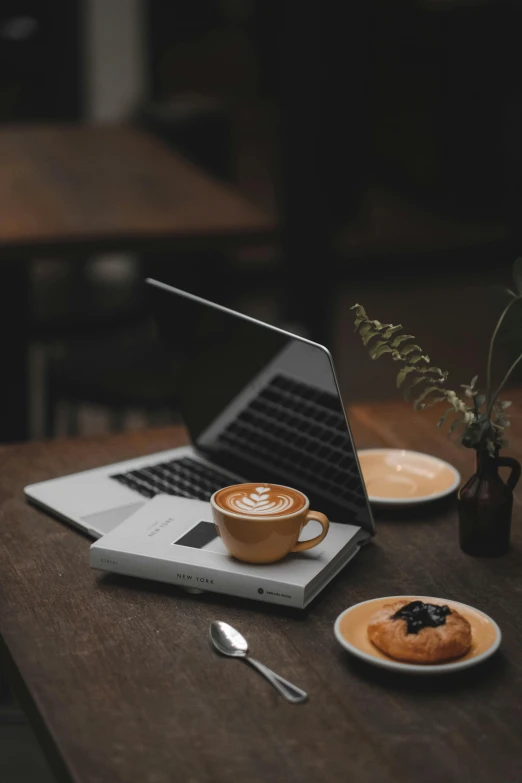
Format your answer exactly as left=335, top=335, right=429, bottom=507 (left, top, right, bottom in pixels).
left=0, top=125, right=274, bottom=257
left=1, top=399, right=521, bottom=783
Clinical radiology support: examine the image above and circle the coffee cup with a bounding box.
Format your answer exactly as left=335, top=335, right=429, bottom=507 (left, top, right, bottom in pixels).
left=210, top=483, right=330, bottom=564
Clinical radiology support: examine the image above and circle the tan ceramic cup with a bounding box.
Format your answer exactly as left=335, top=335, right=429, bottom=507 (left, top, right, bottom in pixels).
left=210, top=483, right=330, bottom=564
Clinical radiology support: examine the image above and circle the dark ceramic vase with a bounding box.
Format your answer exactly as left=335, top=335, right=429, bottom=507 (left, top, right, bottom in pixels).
left=458, top=446, right=521, bottom=556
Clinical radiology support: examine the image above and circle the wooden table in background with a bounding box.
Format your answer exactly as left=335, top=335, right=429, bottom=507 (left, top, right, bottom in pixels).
left=1, top=398, right=521, bottom=783
left=0, top=124, right=275, bottom=442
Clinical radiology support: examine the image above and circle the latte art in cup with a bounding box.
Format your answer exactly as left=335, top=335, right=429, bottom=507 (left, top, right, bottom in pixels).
left=211, top=482, right=330, bottom=563
left=215, top=483, right=306, bottom=517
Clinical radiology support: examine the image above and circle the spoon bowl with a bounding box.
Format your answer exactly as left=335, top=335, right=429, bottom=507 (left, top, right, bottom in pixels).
left=210, top=621, right=249, bottom=657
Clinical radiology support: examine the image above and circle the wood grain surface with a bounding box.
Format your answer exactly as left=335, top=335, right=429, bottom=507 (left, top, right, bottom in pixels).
left=0, top=125, right=274, bottom=256
left=1, top=402, right=522, bottom=783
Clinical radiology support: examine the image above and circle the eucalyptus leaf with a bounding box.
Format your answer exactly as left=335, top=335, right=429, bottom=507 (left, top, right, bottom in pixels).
left=493, top=404, right=511, bottom=422
left=425, top=366, right=447, bottom=379
left=400, top=343, right=423, bottom=357
left=381, top=324, right=403, bottom=339
left=437, top=407, right=454, bottom=427
left=359, top=322, right=374, bottom=339
left=461, top=420, right=489, bottom=448
left=487, top=440, right=497, bottom=458
left=449, top=417, right=464, bottom=434
left=407, top=375, right=432, bottom=393
left=391, top=334, right=415, bottom=349
left=372, top=344, right=395, bottom=360
left=462, top=429, right=481, bottom=448
left=408, top=353, right=430, bottom=365
left=422, top=395, right=448, bottom=410
left=417, top=395, right=448, bottom=411
left=402, top=352, right=422, bottom=365
left=368, top=338, right=388, bottom=357
left=475, top=394, right=486, bottom=407
left=413, top=385, right=445, bottom=410
left=361, top=329, right=380, bottom=346
left=396, top=365, right=417, bottom=389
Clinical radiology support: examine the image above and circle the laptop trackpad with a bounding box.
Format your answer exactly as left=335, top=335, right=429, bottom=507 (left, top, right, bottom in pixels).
left=81, top=502, right=145, bottom=536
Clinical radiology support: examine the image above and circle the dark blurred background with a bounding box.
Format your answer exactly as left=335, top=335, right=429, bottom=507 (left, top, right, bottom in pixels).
left=2, top=2, right=522, bottom=778
left=0, top=0, right=521, bottom=438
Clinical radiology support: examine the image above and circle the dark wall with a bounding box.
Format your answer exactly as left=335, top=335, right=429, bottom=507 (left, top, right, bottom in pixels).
left=0, top=0, right=82, bottom=121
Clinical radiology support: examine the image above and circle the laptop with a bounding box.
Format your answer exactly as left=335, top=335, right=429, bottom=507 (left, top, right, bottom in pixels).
left=25, top=279, right=375, bottom=547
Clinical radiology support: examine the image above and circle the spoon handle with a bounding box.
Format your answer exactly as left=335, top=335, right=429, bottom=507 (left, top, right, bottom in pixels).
left=245, top=656, right=308, bottom=704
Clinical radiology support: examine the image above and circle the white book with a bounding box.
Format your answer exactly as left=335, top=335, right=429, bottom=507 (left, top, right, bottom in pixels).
left=90, top=495, right=365, bottom=608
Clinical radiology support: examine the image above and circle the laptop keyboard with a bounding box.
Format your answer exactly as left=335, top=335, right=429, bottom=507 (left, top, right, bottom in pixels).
left=110, top=457, right=235, bottom=502
left=215, top=375, right=366, bottom=506
left=110, top=375, right=365, bottom=508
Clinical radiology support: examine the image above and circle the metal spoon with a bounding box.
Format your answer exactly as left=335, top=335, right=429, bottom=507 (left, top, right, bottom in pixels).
left=209, top=621, right=308, bottom=704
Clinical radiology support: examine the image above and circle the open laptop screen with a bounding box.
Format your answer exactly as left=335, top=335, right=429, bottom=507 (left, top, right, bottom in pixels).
left=147, top=279, right=374, bottom=532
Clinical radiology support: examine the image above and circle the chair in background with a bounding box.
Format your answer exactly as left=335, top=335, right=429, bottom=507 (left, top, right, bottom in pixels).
left=38, top=249, right=241, bottom=438
left=42, top=318, right=181, bottom=438
left=0, top=123, right=274, bottom=442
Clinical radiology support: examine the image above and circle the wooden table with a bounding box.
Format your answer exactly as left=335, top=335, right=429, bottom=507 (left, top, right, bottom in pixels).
left=1, top=399, right=521, bottom=783
left=0, top=125, right=274, bottom=257
left=0, top=124, right=275, bottom=442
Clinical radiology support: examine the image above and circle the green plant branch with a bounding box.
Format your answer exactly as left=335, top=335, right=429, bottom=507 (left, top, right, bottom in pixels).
left=486, top=295, right=521, bottom=411
left=351, top=287, right=522, bottom=454
left=351, top=304, right=474, bottom=436
left=488, top=350, right=522, bottom=418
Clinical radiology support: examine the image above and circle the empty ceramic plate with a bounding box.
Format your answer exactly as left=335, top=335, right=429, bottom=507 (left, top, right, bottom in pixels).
left=334, top=596, right=501, bottom=675
left=357, top=448, right=460, bottom=506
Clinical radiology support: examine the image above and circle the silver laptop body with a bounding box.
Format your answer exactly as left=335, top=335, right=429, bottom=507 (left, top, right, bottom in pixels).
left=25, top=279, right=375, bottom=543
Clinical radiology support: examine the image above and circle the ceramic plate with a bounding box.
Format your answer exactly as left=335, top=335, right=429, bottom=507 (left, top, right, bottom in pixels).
left=357, top=448, right=461, bottom=506
left=334, top=596, right=501, bottom=675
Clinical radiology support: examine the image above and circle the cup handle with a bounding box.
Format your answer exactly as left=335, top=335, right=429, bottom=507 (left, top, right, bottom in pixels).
left=291, top=511, right=330, bottom=553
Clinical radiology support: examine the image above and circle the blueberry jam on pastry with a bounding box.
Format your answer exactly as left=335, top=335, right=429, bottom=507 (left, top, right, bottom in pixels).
left=392, top=601, right=451, bottom=634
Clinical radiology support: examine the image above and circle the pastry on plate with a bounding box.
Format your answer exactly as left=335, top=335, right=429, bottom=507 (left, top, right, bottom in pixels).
left=367, top=599, right=472, bottom=664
